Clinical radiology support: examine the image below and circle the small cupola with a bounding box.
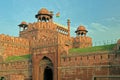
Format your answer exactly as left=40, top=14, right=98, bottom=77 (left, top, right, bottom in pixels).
left=75, top=25, right=88, bottom=36
left=18, top=21, right=28, bottom=31
left=35, top=8, right=53, bottom=22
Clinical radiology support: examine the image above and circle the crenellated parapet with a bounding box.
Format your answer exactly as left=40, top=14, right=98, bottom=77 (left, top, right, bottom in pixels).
left=0, top=34, right=29, bottom=60
left=0, top=59, right=32, bottom=80
left=60, top=51, right=120, bottom=80
left=61, top=51, right=120, bottom=67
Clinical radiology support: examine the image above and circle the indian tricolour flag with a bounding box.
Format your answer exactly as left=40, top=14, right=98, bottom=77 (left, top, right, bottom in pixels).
left=56, top=12, right=60, bottom=18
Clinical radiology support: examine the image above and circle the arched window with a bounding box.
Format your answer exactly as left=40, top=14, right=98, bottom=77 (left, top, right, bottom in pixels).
left=42, top=17, right=46, bottom=22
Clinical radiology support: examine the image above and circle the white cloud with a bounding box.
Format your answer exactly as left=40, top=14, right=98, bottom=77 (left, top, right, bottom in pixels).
left=105, top=17, right=120, bottom=22
left=90, top=22, right=109, bottom=32
left=88, top=22, right=120, bottom=44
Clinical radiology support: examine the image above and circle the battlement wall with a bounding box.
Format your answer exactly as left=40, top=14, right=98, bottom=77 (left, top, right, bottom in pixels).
left=61, top=51, right=120, bottom=66
left=0, top=60, right=30, bottom=72
left=60, top=51, right=120, bottom=80
left=0, top=34, right=29, bottom=60
left=0, top=60, right=32, bottom=80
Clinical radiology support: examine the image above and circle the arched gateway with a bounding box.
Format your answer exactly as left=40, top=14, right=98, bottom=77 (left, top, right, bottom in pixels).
left=40, top=56, right=53, bottom=80
left=44, top=66, right=53, bottom=80
left=32, top=55, right=55, bottom=80
left=31, top=8, right=70, bottom=80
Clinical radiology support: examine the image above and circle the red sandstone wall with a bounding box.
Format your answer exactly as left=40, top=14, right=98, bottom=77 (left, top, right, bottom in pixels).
left=0, top=34, right=29, bottom=60
left=9, top=74, right=24, bottom=80
left=60, top=52, right=120, bottom=80
left=19, top=22, right=68, bottom=39
left=61, top=52, right=110, bottom=66
left=0, top=60, right=32, bottom=80
left=60, top=67, right=110, bottom=80
left=72, top=36, right=92, bottom=48
left=19, top=21, right=70, bottom=55
left=109, top=53, right=120, bottom=76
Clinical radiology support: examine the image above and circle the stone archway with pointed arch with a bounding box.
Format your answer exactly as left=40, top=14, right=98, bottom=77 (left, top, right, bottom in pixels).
left=44, top=66, right=53, bottom=80
left=39, top=56, right=54, bottom=80
left=31, top=29, right=58, bottom=80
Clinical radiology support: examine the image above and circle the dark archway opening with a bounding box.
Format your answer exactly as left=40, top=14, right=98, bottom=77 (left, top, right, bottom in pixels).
left=44, top=66, right=53, bottom=80
left=0, top=77, right=5, bottom=80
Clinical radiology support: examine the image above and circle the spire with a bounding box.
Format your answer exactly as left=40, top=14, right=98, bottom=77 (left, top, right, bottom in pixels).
left=67, top=19, right=70, bottom=37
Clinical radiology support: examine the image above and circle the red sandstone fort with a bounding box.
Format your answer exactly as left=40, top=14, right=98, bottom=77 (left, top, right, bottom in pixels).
left=0, top=8, right=120, bottom=80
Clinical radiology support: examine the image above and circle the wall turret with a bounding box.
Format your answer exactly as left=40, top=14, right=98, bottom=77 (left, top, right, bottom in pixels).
left=75, top=25, right=88, bottom=36
left=18, top=21, right=28, bottom=31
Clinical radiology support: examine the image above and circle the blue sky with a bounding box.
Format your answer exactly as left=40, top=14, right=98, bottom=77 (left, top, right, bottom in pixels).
left=0, top=0, right=120, bottom=45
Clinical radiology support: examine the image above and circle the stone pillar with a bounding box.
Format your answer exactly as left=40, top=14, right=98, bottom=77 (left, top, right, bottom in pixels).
left=32, top=54, right=39, bottom=80
left=67, top=19, right=70, bottom=37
